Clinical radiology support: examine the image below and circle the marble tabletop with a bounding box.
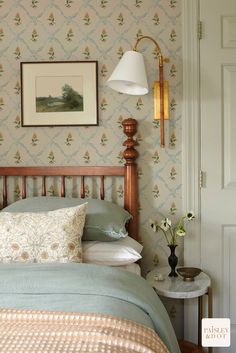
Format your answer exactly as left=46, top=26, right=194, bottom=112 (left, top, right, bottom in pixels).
left=146, top=266, right=211, bottom=299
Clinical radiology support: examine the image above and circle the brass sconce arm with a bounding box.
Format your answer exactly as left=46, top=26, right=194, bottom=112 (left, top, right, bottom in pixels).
left=133, top=35, right=168, bottom=147
left=133, top=35, right=164, bottom=67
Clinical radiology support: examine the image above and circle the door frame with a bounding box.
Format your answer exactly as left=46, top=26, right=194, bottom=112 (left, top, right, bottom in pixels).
left=182, top=0, right=201, bottom=343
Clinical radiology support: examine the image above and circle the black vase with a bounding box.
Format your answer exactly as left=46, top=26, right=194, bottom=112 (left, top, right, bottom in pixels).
left=168, top=244, right=178, bottom=277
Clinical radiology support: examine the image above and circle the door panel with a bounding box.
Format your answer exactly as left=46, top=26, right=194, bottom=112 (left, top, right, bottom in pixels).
left=223, top=65, right=236, bottom=188
left=200, top=0, right=236, bottom=352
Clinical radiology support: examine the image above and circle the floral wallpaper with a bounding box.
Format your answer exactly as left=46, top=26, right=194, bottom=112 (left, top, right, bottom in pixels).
left=0, top=0, right=182, bottom=273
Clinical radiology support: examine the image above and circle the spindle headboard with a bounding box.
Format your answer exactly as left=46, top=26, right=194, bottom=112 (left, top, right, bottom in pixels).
left=0, top=118, right=139, bottom=240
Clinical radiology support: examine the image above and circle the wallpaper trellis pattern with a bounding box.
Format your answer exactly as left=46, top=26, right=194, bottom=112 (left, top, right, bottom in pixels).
left=0, top=0, right=182, bottom=274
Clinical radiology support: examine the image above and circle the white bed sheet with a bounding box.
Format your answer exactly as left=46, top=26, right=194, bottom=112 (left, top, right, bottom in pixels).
left=117, top=263, right=141, bottom=276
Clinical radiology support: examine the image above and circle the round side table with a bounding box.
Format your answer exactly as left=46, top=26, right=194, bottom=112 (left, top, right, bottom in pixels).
left=146, top=266, right=213, bottom=353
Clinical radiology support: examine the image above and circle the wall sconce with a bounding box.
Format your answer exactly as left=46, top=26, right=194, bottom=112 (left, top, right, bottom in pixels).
left=107, top=35, right=169, bottom=147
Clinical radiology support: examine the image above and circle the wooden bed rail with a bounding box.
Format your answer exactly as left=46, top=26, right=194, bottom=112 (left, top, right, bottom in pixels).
left=0, top=118, right=139, bottom=240
left=0, top=167, right=124, bottom=204
left=0, top=166, right=124, bottom=177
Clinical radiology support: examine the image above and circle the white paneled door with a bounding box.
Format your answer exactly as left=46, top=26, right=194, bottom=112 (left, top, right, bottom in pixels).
left=200, top=0, right=236, bottom=351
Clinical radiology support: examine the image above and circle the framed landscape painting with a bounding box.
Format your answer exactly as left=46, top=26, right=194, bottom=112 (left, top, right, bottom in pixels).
left=20, top=61, right=98, bottom=126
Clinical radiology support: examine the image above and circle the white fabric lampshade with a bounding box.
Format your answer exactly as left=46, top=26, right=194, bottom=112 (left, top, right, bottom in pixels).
left=107, top=50, right=149, bottom=95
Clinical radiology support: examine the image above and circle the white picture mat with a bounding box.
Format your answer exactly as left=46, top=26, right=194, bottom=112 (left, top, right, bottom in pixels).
left=21, top=62, right=98, bottom=126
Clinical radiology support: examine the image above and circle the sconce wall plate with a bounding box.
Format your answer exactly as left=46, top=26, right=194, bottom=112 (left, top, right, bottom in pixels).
left=154, top=81, right=169, bottom=120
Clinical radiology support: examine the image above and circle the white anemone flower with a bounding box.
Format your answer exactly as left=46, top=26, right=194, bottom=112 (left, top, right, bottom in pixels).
left=150, top=211, right=195, bottom=246
left=149, top=219, right=158, bottom=233
left=186, top=211, right=195, bottom=221
left=160, top=218, right=171, bottom=231
left=176, top=228, right=186, bottom=237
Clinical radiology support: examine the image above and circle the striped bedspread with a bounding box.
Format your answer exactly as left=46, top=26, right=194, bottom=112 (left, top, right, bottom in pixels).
left=0, top=308, right=169, bottom=353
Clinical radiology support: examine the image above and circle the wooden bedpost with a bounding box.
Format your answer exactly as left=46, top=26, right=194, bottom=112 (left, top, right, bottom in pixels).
left=122, top=118, right=139, bottom=240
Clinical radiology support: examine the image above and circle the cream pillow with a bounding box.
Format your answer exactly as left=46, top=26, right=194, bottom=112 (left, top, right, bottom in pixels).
left=82, top=236, right=143, bottom=266
left=0, top=203, right=87, bottom=264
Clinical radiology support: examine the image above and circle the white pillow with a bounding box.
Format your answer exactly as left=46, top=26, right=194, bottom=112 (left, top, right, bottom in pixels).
left=82, top=236, right=143, bottom=266
left=0, top=203, right=87, bottom=264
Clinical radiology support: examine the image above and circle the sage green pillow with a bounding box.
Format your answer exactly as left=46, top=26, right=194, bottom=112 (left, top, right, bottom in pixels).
left=2, top=197, right=131, bottom=242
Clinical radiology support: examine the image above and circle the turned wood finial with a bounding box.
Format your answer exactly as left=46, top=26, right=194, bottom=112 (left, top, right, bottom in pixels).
left=122, top=118, right=138, bottom=164
left=122, top=118, right=139, bottom=240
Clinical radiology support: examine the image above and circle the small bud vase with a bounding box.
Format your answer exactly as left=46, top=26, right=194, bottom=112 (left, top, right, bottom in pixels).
left=168, top=244, right=178, bottom=277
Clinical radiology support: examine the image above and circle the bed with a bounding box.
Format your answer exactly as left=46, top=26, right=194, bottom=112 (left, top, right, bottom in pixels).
left=0, top=119, right=181, bottom=353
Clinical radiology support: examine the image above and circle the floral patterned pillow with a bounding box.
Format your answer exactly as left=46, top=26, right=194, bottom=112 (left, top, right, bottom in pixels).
left=0, top=203, right=87, bottom=263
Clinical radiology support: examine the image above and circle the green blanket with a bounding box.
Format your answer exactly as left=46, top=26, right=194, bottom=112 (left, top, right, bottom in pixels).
left=0, top=263, right=180, bottom=353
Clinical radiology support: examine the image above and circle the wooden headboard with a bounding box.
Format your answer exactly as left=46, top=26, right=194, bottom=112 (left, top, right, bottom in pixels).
left=0, top=118, right=139, bottom=240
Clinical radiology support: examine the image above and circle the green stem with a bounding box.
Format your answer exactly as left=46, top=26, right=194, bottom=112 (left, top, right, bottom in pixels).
left=169, top=227, right=176, bottom=245
left=157, top=225, right=170, bottom=245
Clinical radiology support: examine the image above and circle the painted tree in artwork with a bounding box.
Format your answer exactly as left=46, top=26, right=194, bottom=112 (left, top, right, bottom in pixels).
left=62, top=84, right=83, bottom=110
